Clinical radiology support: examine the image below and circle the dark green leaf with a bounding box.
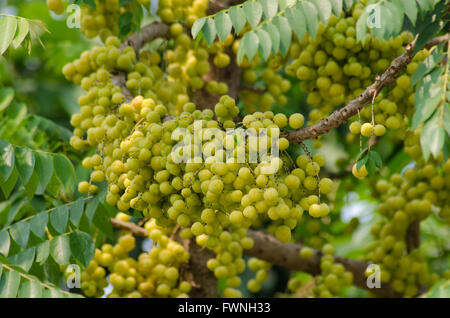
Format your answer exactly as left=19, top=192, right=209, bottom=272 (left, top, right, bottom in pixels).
left=366, top=157, right=376, bottom=175
left=8, top=247, right=35, bottom=271
left=369, top=151, right=382, bottom=168
left=0, top=269, right=20, bottom=298
left=29, top=211, right=48, bottom=238
left=50, top=205, right=69, bottom=234
left=400, top=0, right=418, bottom=25
left=93, top=204, right=113, bottom=237
left=443, top=103, right=450, bottom=137
left=0, top=167, right=18, bottom=199
left=24, top=171, right=39, bottom=199
left=9, top=221, right=30, bottom=248
left=34, top=152, right=54, bottom=190
left=70, top=230, right=95, bottom=267
left=69, top=198, right=85, bottom=228
left=0, top=140, right=15, bottom=181
left=53, top=154, right=75, bottom=187
left=15, top=146, right=35, bottom=185
left=50, top=235, right=70, bottom=266
left=356, top=154, right=369, bottom=171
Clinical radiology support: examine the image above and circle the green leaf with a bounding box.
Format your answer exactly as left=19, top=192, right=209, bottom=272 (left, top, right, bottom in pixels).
left=413, top=2, right=446, bottom=54
left=356, top=7, right=369, bottom=45
left=12, top=18, right=29, bottom=49
left=24, top=171, right=39, bottom=199
left=0, top=87, right=14, bottom=112
left=412, top=67, right=443, bottom=129
left=416, top=0, right=435, bottom=11
left=202, top=18, right=216, bottom=46
left=35, top=241, right=50, bottom=264
left=228, top=6, right=247, bottom=35
left=215, top=12, right=232, bottom=43
left=443, top=103, right=450, bottom=137
left=0, top=15, right=18, bottom=55
left=299, top=1, right=318, bottom=38
left=50, top=235, right=70, bottom=266
left=411, top=44, right=445, bottom=86
left=69, top=198, right=85, bottom=228
left=0, top=140, right=15, bottom=181
left=366, top=157, right=376, bottom=175
left=369, top=151, right=382, bottom=168
left=93, top=204, right=113, bottom=238
left=356, top=147, right=368, bottom=161
left=243, top=1, right=263, bottom=28
left=84, top=198, right=99, bottom=224
left=285, top=6, right=306, bottom=41
left=70, top=230, right=95, bottom=267
left=191, top=17, right=206, bottom=39
left=238, top=31, right=259, bottom=64
left=263, top=22, right=280, bottom=54
left=422, top=280, right=450, bottom=298
left=356, top=154, right=369, bottom=171
left=8, top=247, right=35, bottom=271
left=0, top=230, right=10, bottom=256
left=34, top=152, right=54, bottom=190
left=29, top=211, right=49, bottom=238
left=53, top=154, right=75, bottom=187
left=43, top=288, right=64, bottom=298
left=400, top=0, right=418, bottom=25
left=329, top=0, right=343, bottom=16
left=343, top=0, right=354, bottom=10
left=255, top=29, right=272, bottom=61
left=311, top=0, right=332, bottom=24
left=15, top=146, right=35, bottom=185
left=420, top=112, right=445, bottom=161
left=18, top=280, right=43, bottom=298
left=0, top=167, right=18, bottom=199
left=9, top=221, right=30, bottom=248
left=272, top=15, right=291, bottom=56
left=260, top=0, right=278, bottom=19
left=50, top=205, right=69, bottom=234
left=383, top=1, right=403, bottom=38
left=0, top=269, right=20, bottom=298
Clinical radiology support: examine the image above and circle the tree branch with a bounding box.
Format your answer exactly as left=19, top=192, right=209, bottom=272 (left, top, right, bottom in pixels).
left=285, top=34, right=449, bottom=144
left=110, top=218, right=400, bottom=297
left=121, top=22, right=170, bottom=52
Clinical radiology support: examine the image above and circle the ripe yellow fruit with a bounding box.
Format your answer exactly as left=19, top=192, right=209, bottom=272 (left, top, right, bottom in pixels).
left=309, top=203, right=322, bottom=218
left=289, top=113, right=305, bottom=129
left=349, top=121, right=361, bottom=134
left=47, top=0, right=64, bottom=14
left=374, top=124, right=386, bottom=136
left=352, top=163, right=368, bottom=178
left=361, top=123, right=374, bottom=137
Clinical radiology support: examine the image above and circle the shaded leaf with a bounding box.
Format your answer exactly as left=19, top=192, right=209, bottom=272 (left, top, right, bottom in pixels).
left=0, top=140, right=15, bottom=181
left=9, top=221, right=30, bottom=248
left=299, top=1, right=318, bottom=38
left=202, top=18, right=216, bottom=46
left=272, top=15, right=291, bottom=56
left=15, top=146, right=35, bottom=185
left=35, top=241, right=50, bottom=264
left=420, top=112, right=445, bottom=161
left=400, top=0, right=418, bottom=25
left=50, top=205, right=69, bottom=234
left=69, top=198, right=85, bottom=228
left=34, top=151, right=54, bottom=190
left=255, top=29, right=272, bottom=61
left=18, top=280, right=42, bottom=298
left=29, top=211, right=48, bottom=238
left=8, top=247, right=35, bottom=271
left=263, top=22, right=280, bottom=54
left=0, top=87, right=14, bottom=112
left=70, top=230, right=95, bottom=267
left=0, top=230, right=10, bottom=256
left=286, top=5, right=306, bottom=41
left=53, top=154, right=75, bottom=187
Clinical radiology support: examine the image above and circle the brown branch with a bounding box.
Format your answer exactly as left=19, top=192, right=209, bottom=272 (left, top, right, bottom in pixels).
left=207, top=0, right=245, bottom=15
left=110, top=218, right=400, bottom=297
left=246, top=230, right=401, bottom=298
left=406, top=220, right=421, bottom=253
left=285, top=34, right=449, bottom=144
left=121, top=22, right=170, bottom=52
